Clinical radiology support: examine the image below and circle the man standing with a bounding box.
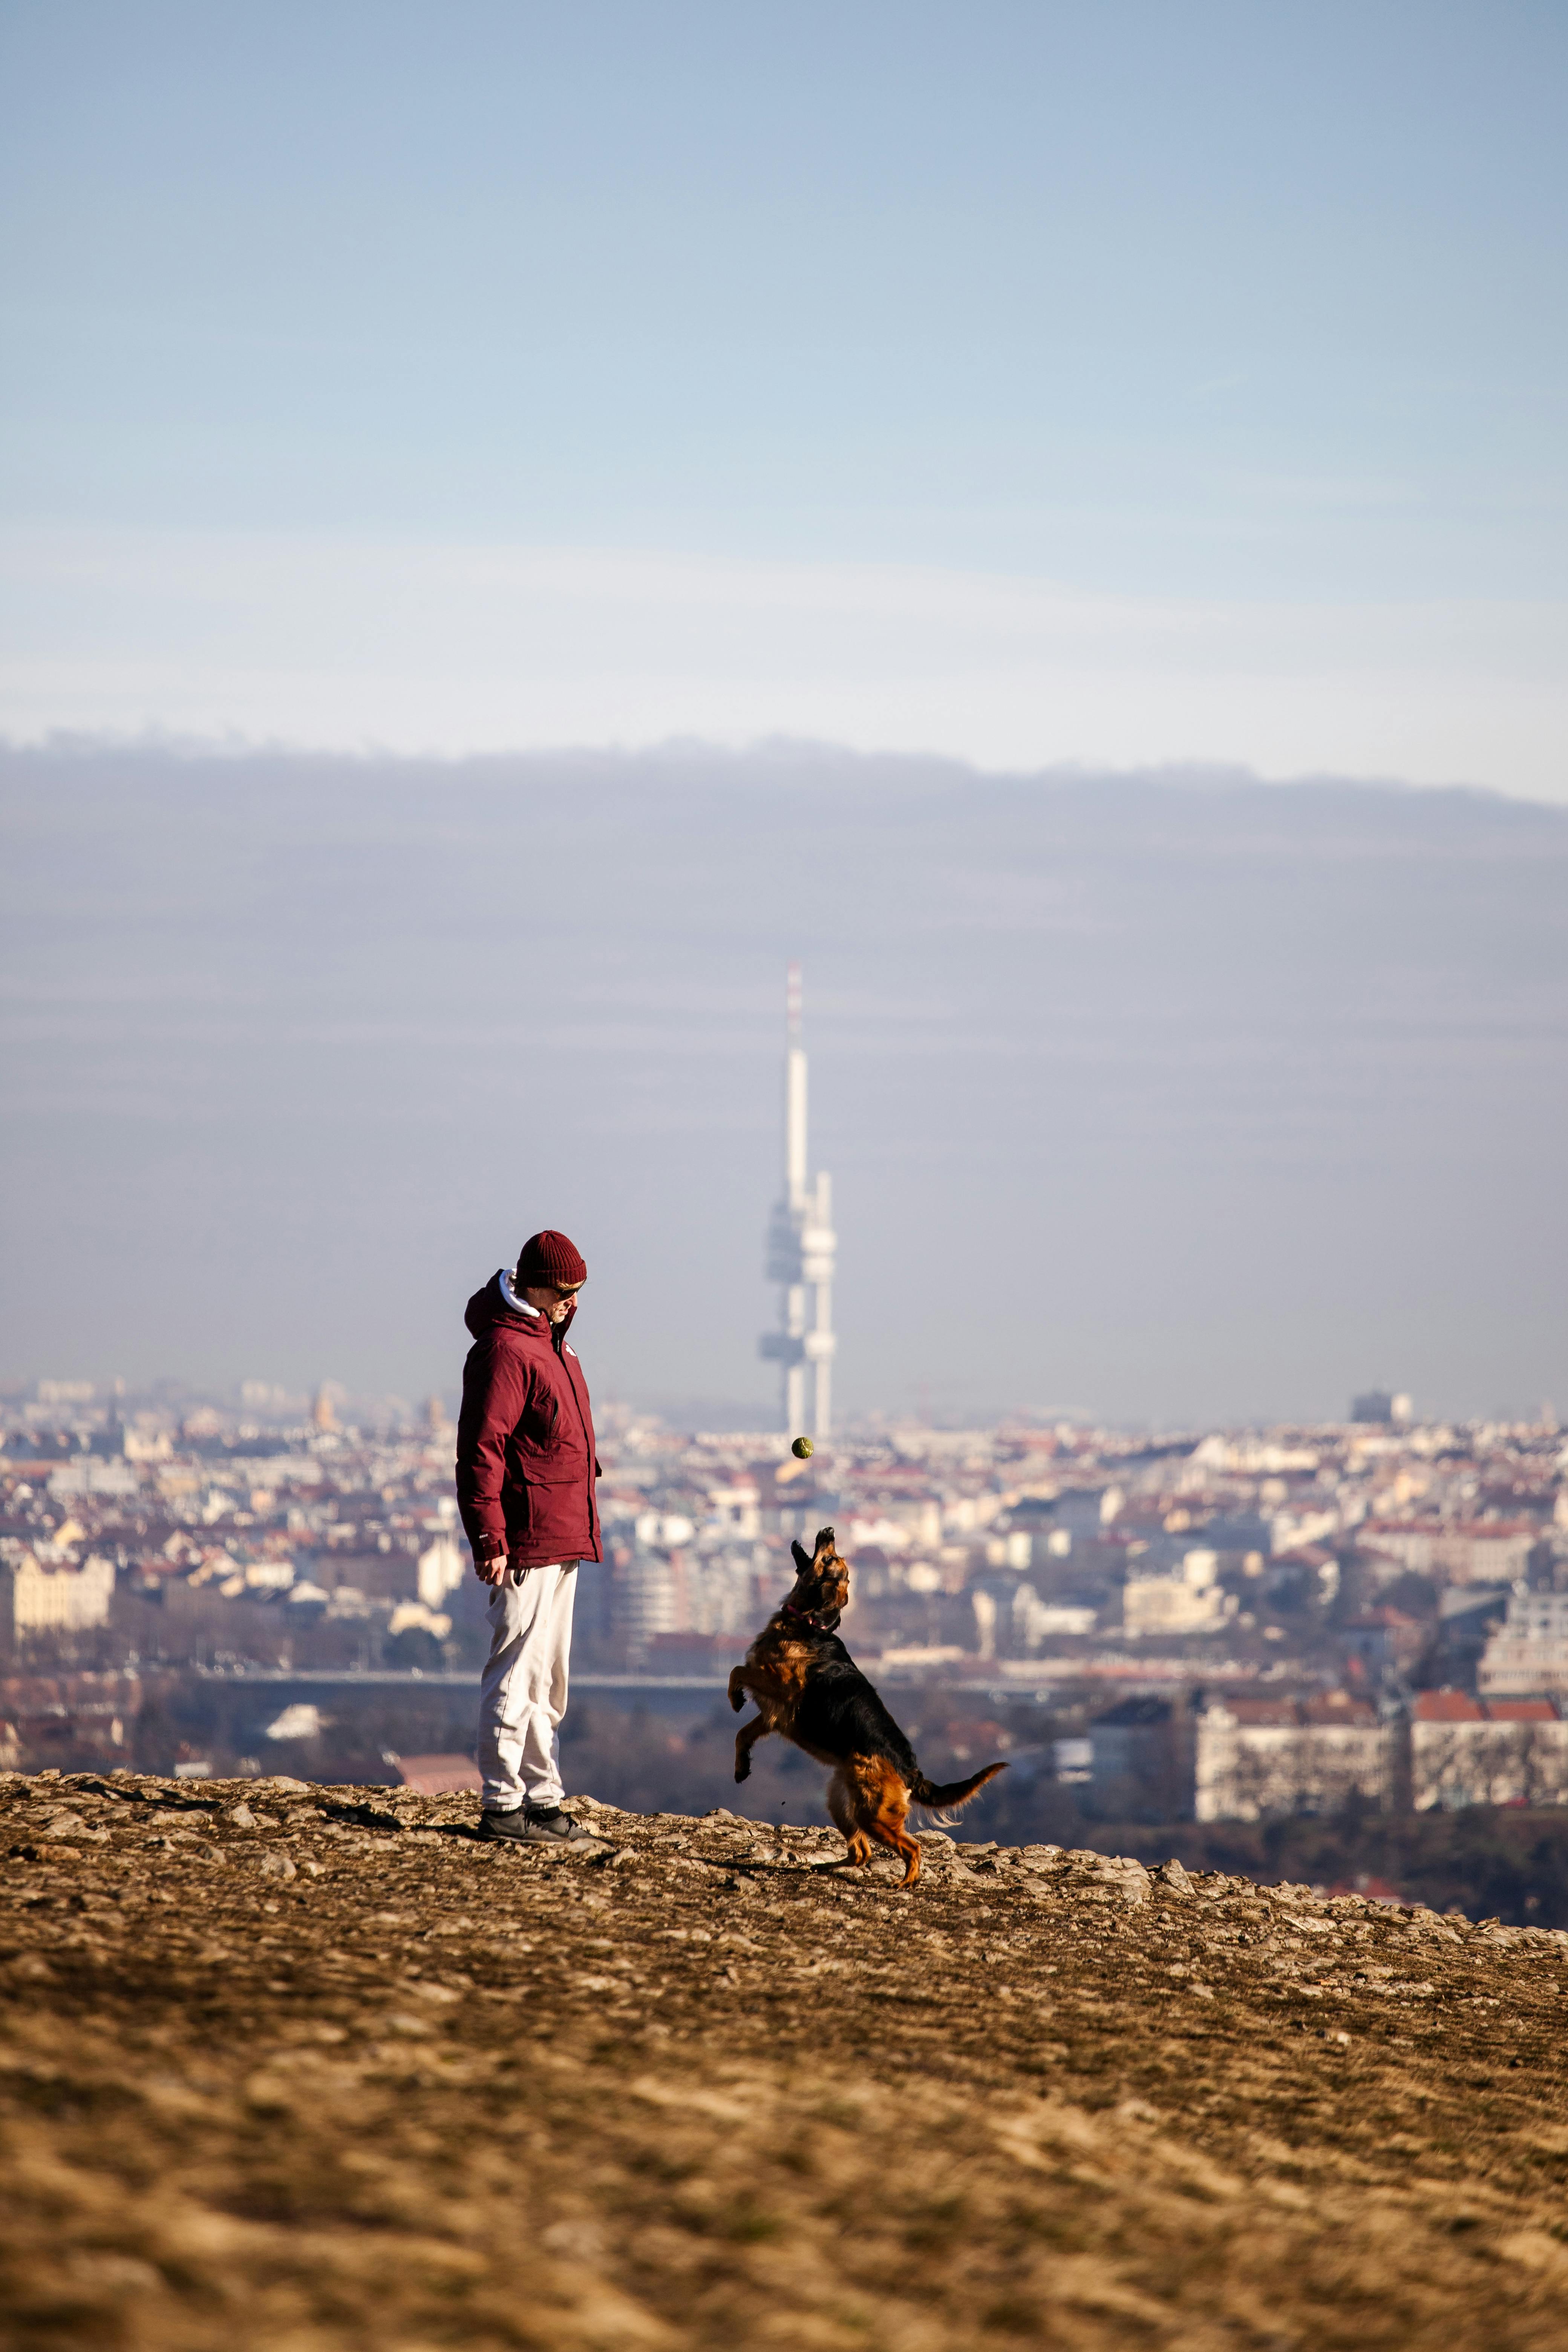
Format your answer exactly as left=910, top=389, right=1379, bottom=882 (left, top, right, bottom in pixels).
left=455, top=1229, right=601, bottom=1845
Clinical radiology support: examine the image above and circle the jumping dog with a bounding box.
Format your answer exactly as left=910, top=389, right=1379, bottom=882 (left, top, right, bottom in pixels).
left=729, top=1525, right=1006, bottom=1886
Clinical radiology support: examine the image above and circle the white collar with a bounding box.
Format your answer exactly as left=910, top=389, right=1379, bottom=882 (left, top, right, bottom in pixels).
left=497, top=1267, right=540, bottom=1318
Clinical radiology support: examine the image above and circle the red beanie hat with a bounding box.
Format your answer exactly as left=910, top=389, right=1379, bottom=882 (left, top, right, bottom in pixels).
left=516, top=1229, right=587, bottom=1286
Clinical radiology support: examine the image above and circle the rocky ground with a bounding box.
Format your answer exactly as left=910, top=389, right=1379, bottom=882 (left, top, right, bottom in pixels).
left=2, top=1772, right=1566, bottom=2351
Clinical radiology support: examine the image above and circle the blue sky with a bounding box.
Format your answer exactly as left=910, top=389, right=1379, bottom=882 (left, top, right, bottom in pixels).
left=2, top=2, right=1565, bottom=788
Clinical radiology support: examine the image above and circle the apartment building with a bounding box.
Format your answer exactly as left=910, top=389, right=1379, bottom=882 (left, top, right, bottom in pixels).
left=1, top=1554, right=116, bottom=1650
left=1410, top=1689, right=1568, bottom=1808
left=1476, top=1590, right=1568, bottom=1697
left=1122, top=1548, right=1238, bottom=1638
left=1193, top=1691, right=1391, bottom=1822
left=1361, top=1521, right=1538, bottom=1583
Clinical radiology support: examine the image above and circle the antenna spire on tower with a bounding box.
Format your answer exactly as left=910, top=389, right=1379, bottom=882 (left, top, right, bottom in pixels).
left=760, top=963, right=837, bottom=1437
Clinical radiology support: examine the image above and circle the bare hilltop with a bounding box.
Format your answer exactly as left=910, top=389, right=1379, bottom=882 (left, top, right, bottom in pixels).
left=2, top=1770, right=1565, bottom=2350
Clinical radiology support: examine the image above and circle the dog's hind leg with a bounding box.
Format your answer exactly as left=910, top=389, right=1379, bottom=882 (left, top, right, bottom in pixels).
left=862, top=1763, right=922, bottom=1887
left=889, top=1822, right=922, bottom=1888
left=733, top=1712, right=771, bottom=1784
left=827, top=1767, right=872, bottom=1868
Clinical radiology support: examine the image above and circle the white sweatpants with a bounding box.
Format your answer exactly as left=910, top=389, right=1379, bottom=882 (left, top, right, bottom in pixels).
left=478, top=1562, right=577, bottom=1812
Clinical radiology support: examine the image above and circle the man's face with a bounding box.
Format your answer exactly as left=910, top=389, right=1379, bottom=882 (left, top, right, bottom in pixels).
left=522, top=1280, right=583, bottom=1324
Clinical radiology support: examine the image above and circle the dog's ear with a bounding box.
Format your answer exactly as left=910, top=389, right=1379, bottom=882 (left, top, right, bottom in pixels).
left=790, top=1538, right=813, bottom=1576
left=812, top=1524, right=837, bottom=1562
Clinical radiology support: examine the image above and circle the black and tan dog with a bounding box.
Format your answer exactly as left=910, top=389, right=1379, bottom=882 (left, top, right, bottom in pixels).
left=728, top=1525, right=1006, bottom=1886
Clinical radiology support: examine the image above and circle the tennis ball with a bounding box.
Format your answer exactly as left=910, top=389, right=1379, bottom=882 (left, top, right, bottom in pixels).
left=791, top=1435, right=814, bottom=1459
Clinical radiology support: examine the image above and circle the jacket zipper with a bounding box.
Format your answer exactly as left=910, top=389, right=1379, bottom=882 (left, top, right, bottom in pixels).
left=552, top=1320, right=600, bottom=1555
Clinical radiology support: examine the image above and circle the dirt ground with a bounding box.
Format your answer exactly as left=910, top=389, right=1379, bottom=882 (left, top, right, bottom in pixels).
left=2, top=1770, right=1566, bottom=2351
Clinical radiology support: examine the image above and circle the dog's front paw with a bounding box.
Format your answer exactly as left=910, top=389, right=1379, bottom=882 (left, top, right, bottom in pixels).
left=734, top=1756, right=752, bottom=1783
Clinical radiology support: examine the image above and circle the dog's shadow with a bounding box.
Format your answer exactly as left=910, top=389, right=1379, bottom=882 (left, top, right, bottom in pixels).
left=688, top=1848, right=910, bottom=1890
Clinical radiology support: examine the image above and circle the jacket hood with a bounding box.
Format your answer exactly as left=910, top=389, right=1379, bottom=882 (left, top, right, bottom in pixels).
left=464, top=1269, right=578, bottom=1347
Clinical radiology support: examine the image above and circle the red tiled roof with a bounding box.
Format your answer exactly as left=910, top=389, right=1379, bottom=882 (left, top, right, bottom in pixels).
left=1302, top=1694, right=1378, bottom=1726
left=1413, top=1690, right=1485, bottom=1722
left=1485, top=1698, right=1559, bottom=1723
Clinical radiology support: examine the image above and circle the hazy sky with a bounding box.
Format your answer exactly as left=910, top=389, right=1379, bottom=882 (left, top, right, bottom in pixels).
left=3, top=14, right=1565, bottom=1431
left=2, top=3, right=1565, bottom=792
left=3, top=746, right=1565, bottom=1428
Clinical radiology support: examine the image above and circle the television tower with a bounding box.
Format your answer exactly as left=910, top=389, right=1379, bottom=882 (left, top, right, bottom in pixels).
left=759, top=962, right=837, bottom=1436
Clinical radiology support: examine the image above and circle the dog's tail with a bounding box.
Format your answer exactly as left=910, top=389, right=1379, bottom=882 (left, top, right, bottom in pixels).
left=909, top=1761, right=1008, bottom=1810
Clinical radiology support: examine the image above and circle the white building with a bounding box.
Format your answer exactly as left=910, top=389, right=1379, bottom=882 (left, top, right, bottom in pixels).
left=1012, top=1588, right=1098, bottom=1648
left=2, top=1554, right=117, bottom=1642
left=46, top=1458, right=139, bottom=1502
left=705, top=1483, right=762, bottom=1542
left=416, top=1533, right=466, bottom=1609
left=1189, top=1436, right=1320, bottom=1476
left=1270, top=1506, right=1341, bottom=1554
left=759, top=962, right=836, bottom=1438
left=612, top=1553, right=677, bottom=1664
left=611, top=1539, right=761, bottom=1662
left=264, top=1702, right=325, bottom=1743
left=1362, top=1521, right=1538, bottom=1583
left=1477, top=1589, right=1568, bottom=1697
left=1194, top=1694, right=1392, bottom=1821
left=1123, top=1549, right=1238, bottom=1638
left=1411, top=1691, right=1568, bottom=1809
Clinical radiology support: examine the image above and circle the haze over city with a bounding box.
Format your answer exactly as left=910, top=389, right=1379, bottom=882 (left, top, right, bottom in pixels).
left=4, top=742, right=1566, bottom=1426
left=2, top=4, right=1565, bottom=1419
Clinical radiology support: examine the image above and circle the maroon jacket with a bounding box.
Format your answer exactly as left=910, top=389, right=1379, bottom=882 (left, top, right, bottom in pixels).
left=455, top=1273, right=602, bottom=1568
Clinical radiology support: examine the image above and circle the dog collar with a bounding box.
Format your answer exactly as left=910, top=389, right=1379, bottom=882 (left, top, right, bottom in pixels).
left=781, top=1597, right=836, bottom=1632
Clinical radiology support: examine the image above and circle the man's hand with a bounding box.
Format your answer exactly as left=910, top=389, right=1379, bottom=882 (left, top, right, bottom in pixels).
left=474, top=1544, right=510, bottom=1587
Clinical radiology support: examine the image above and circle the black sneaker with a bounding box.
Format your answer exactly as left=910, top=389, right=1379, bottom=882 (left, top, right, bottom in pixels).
left=526, top=1804, right=596, bottom=1845
left=477, top=1804, right=594, bottom=1847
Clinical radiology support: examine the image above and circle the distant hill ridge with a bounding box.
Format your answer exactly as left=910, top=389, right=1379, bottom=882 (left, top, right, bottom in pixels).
left=1, top=739, right=1564, bottom=1418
